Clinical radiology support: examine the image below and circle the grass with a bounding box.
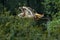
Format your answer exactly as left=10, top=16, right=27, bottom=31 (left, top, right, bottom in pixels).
left=0, top=15, right=60, bottom=40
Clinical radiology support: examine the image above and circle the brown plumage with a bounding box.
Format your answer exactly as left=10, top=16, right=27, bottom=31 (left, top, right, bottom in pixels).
left=34, top=13, right=44, bottom=20
left=18, top=6, right=44, bottom=19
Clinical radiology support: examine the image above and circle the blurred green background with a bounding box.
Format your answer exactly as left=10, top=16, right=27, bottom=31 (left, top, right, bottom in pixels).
left=0, top=0, right=60, bottom=40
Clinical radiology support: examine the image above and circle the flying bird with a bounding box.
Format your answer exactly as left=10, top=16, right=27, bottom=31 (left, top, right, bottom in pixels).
left=18, top=6, right=44, bottom=20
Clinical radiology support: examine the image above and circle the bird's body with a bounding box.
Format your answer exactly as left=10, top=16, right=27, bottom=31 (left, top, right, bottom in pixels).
left=18, top=6, right=44, bottom=20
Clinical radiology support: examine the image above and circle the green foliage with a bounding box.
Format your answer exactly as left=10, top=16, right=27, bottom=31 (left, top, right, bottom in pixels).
left=0, top=0, right=60, bottom=40
left=52, top=11, right=60, bottom=20
left=47, top=19, right=60, bottom=40
left=47, top=19, right=60, bottom=32
left=0, top=15, right=46, bottom=40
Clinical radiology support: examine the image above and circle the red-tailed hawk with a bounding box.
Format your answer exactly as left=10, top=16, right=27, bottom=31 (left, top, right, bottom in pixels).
left=18, top=6, right=44, bottom=20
